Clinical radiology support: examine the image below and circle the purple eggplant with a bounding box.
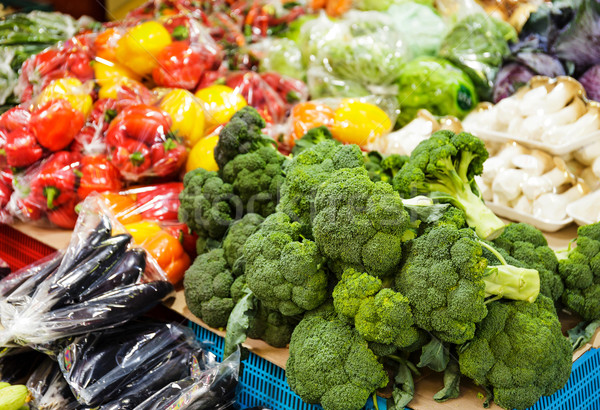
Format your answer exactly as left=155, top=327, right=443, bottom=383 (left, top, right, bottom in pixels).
left=0, top=252, right=62, bottom=299
left=59, top=215, right=112, bottom=275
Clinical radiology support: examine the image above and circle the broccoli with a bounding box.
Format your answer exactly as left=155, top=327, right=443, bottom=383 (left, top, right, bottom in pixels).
left=184, top=249, right=235, bottom=328
left=392, top=130, right=505, bottom=240
left=222, top=213, right=264, bottom=268
left=364, top=151, right=408, bottom=184
left=291, top=125, right=335, bottom=156
left=179, top=168, right=241, bottom=240
left=214, top=106, right=275, bottom=170
left=557, top=222, right=600, bottom=320
left=491, top=223, right=564, bottom=302
left=221, top=146, right=285, bottom=217
left=230, top=274, right=296, bottom=348
left=458, top=295, right=572, bottom=410
left=286, top=312, right=388, bottom=410
left=396, top=225, right=540, bottom=344
left=277, top=140, right=364, bottom=231
left=312, top=167, right=411, bottom=277
left=332, top=268, right=420, bottom=350
left=243, top=212, right=329, bottom=316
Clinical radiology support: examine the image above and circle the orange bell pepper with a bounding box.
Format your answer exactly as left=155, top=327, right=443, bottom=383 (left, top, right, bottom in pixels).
left=123, top=221, right=163, bottom=244
left=98, top=192, right=142, bottom=225
left=142, top=231, right=191, bottom=284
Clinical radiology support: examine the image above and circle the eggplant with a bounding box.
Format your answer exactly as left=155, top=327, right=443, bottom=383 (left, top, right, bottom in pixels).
left=58, top=215, right=112, bottom=275
left=27, top=357, right=80, bottom=410
left=47, top=234, right=131, bottom=309
left=77, top=248, right=146, bottom=303
left=0, top=348, right=45, bottom=384
left=0, top=252, right=62, bottom=299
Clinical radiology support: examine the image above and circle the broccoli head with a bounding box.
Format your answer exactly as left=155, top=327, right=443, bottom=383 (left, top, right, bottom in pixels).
left=558, top=222, right=600, bottom=320
left=332, top=268, right=382, bottom=322
left=396, top=225, right=540, bottom=344
left=184, top=249, right=235, bottom=328
left=277, top=140, right=364, bottom=231
left=313, top=167, right=411, bottom=277
left=221, top=146, right=285, bottom=217
left=214, top=106, right=275, bottom=170
left=286, top=313, right=388, bottom=410
left=222, top=213, right=264, bottom=268
left=291, top=125, right=335, bottom=156
left=364, top=151, right=408, bottom=184
left=243, top=212, right=329, bottom=316
left=179, top=168, right=241, bottom=240
left=393, top=130, right=505, bottom=240
left=492, top=223, right=563, bottom=302
left=458, top=295, right=572, bottom=410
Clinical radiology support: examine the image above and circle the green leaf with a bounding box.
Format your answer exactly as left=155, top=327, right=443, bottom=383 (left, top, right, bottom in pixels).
left=387, top=361, right=415, bottom=409
left=433, top=360, right=461, bottom=403
left=568, top=320, right=600, bottom=351
left=418, top=337, right=449, bottom=372
left=223, top=287, right=256, bottom=358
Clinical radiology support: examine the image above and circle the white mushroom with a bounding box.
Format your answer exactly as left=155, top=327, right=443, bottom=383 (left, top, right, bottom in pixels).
left=521, top=159, right=576, bottom=200
left=492, top=169, right=528, bottom=203
left=513, top=195, right=533, bottom=215
left=532, top=183, right=590, bottom=221
left=579, top=167, right=600, bottom=191
left=574, top=141, right=600, bottom=166
left=511, top=150, right=553, bottom=176
left=482, top=143, right=529, bottom=184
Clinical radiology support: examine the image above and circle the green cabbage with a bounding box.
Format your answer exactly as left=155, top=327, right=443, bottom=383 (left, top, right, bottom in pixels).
left=387, top=3, right=447, bottom=57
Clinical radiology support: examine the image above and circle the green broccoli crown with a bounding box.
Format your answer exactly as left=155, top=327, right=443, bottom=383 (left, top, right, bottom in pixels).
left=213, top=106, right=272, bottom=170
left=492, top=223, right=548, bottom=252
left=286, top=314, right=388, bottom=410
left=243, top=212, right=329, bottom=316
left=249, top=303, right=297, bottom=348
left=313, top=167, right=410, bottom=277
left=458, top=295, right=572, bottom=410
left=562, top=284, right=600, bottom=321
left=396, top=225, right=488, bottom=344
left=221, top=146, right=285, bottom=217
left=222, top=213, right=265, bottom=268
left=277, top=140, right=364, bottom=230
left=365, top=151, right=410, bottom=184
left=355, top=288, right=420, bottom=349
left=179, top=168, right=240, bottom=240
left=291, top=125, right=335, bottom=156
left=420, top=204, right=467, bottom=235
left=332, top=268, right=382, bottom=322
left=577, top=222, right=600, bottom=242
left=393, top=130, right=504, bottom=240
left=183, top=249, right=235, bottom=328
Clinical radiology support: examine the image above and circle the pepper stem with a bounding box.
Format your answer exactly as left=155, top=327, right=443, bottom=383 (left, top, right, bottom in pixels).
left=44, top=186, right=60, bottom=210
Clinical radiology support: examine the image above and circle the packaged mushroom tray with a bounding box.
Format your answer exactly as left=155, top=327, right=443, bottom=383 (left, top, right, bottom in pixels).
left=463, top=76, right=600, bottom=156
left=476, top=140, right=600, bottom=231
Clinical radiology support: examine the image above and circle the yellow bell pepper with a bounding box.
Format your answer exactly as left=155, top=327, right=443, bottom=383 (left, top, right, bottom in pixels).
left=37, top=78, right=92, bottom=117
left=195, top=85, right=247, bottom=132
left=115, top=21, right=172, bottom=77
left=93, top=57, right=141, bottom=86
left=159, top=89, right=205, bottom=147
left=330, top=99, right=392, bottom=147
left=186, top=135, right=219, bottom=173
left=123, top=220, right=163, bottom=244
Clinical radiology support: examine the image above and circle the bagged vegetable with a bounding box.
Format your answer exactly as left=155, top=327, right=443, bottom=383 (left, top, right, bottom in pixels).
left=440, top=13, right=517, bottom=100
left=395, top=56, right=478, bottom=125
left=0, top=348, right=45, bottom=384
left=27, top=357, right=80, bottom=410
left=248, top=38, right=306, bottom=80
left=0, top=197, right=173, bottom=348
left=58, top=321, right=210, bottom=407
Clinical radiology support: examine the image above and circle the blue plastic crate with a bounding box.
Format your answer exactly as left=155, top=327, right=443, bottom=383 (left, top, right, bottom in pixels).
left=188, top=321, right=600, bottom=410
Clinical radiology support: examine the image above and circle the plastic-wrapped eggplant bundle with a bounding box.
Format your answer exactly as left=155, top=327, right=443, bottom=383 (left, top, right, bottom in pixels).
left=57, top=321, right=211, bottom=408
left=0, top=196, right=173, bottom=348
left=27, top=357, right=80, bottom=410
left=0, top=347, right=45, bottom=384
left=133, top=350, right=240, bottom=410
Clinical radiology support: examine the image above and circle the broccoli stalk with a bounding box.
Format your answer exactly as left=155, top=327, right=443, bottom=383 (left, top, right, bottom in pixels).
left=393, top=130, right=505, bottom=240
left=479, top=241, right=540, bottom=303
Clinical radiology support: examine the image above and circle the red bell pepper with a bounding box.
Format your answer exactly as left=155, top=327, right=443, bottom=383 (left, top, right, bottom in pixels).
left=149, top=139, right=187, bottom=177
left=30, top=99, right=85, bottom=152
left=108, top=105, right=172, bottom=146
left=14, top=196, right=42, bottom=221
left=65, top=51, right=94, bottom=81
left=89, top=98, right=118, bottom=131
left=163, top=222, right=198, bottom=258
left=47, top=197, right=78, bottom=229
left=0, top=107, right=31, bottom=132
left=5, top=128, right=44, bottom=167
left=152, top=41, right=205, bottom=90
left=0, top=177, right=11, bottom=209
left=30, top=151, right=80, bottom=210
left=77, top=155, right=122, bottom=200
left=111, top=138, right=151, bottom=176
left=135, top=182, right=183, bottom=222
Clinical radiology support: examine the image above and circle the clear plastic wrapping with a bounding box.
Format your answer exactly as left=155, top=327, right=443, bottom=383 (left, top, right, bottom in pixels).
left=27, top=357, right=80, bottom=410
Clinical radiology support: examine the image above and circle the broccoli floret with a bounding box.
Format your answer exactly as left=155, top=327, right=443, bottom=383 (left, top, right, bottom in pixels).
left=393, top=130, right=505, bottom=240
left=277, top=140, right=364, bottom=231
left=179, top=168, right=240, bottom=240
left=286, top=314, right=388, bottom=410
left=184, top=249, right=235, bottom=328
left=364, top=151, right=408, bottom=184
left=291, top=125, right=335, bottom=156
left=396, top=225, right=540, bottom=344
left=222, top=213, right=264, bottom=268
left=221, top=146, right=285, bottom=217
left=332, top=268, right=382, bottom=322
left=491, top=223, right=563, bottom=302
left=313, top=167, right=411, bottom=277
left=458, top=295, right=572, bottom=410
left=243, top=212, right=329, bottom=316
left=558, top=222, right=600, bottom=320
left=214, top=106, right=274, bottom=170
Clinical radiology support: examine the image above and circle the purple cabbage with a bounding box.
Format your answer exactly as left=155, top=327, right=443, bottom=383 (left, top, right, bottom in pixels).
left=493, top=63, right=536, bottom=102
left=579, top=64, right=600, bottom=101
